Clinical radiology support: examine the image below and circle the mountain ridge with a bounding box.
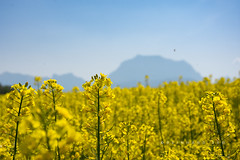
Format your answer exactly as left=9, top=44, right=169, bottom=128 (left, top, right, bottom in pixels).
left=0, top=72, right=85, bottom=91
left=0, top=55, right=202, bottom=89
left=109, top=55, right=202, bottom=87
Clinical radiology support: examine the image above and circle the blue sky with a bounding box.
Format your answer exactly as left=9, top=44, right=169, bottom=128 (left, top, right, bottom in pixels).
left=0, top=0, right=240, bottom=80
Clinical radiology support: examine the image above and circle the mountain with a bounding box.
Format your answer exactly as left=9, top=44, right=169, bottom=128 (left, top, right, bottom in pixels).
left=109, top=55, right=202, bottom=87
left=0, top=55, right=202, bottom=89
left=0, top=72, right=36, bottom=87
left=0, top=72, right=85, bottom=91
left=51, top=73, right=85, bottom=91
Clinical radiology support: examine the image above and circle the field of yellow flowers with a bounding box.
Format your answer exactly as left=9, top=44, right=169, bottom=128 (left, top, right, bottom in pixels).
left=0, top=73, right=240, bottom=159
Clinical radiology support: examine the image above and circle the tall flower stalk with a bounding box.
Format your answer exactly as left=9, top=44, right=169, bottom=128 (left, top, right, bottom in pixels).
left=200, top=92, right=235, bottom=157
left=7, top=82, right=36, bottom=160
left=82, top=73, right=115, bottom=160
left=40, top=79, right=64, bottom=159
left=156, top=90, right=167, bottom=153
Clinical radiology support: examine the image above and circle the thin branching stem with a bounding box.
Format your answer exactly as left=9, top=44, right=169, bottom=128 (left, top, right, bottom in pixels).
left=212, top=100, right=225, bottom=156
left=157, top=94, right=165, bottom=152
left=97, top=88, right=101, bottom=160
left=13, top=95, right=24, bottom=160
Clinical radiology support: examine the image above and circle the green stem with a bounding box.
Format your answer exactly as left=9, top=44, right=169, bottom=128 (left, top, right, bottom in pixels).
left=97, top=89, right=101, bottom=160
left=52, top=88, right=60, bottom=160
left=40, top=103, right=51, bottom=151
left=52, top=88, right=56, bottom=122
left=188, top=106, right=193, bottom=143
left=127, top=125, right=130, bottom=160
left=212, top=100, right=225, bottom=156
left=46, top=131, right=51, bottom=151
left=13, top=95, right=24, bottom=160
left=157, top=95, right=165, bottom=152
left=43, top=121, right=51, bottom=151
left=142, top=135, right=146, bottom=160
left=57, top=142, right=61, bottom=160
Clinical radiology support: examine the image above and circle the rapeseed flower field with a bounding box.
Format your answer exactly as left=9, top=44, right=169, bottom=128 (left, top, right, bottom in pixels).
left=0, top=74, right=239, bottom=159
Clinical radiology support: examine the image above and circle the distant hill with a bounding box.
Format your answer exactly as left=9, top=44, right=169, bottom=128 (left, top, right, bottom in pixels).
left=0, top=72, right=85, bottom=91
left=51, top=73, right=85, bottom=91
left=0, top=72, right=34, bottom=87
left=109, top=55, right=202, bottom=87
left=0, top=55, right=202, bottom=89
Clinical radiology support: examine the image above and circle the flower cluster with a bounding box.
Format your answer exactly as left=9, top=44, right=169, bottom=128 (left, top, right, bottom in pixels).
left=0, top=75, right=240, bottom=159
left=82, top=73, right=114, bottom=120
left=41, top=79, right=64, bottom=95
left=200, top=91, right=235, bottom=157
left=5, top=82, right=36, bottom=159
left=7, top=82, right=36, bottom=122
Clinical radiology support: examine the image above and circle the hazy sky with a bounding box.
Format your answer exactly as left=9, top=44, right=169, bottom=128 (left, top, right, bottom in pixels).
left=0, top=0, right=240, bottom=80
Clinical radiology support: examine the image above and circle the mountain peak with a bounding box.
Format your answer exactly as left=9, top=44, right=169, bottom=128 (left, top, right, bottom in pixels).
left=0, top=72, right=85, bottom=91
left=52, top=73, right=76, bottom=78
left=0, top=55, right=202, bottom=89
left=109, top=55, right=202, bottom=87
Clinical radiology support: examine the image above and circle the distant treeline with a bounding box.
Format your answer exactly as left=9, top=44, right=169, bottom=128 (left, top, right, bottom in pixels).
left=0, top=83, right=11, bottom=94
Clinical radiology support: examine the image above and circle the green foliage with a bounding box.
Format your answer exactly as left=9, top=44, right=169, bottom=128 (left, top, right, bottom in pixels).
left=0, top=83, right=11, bottom=94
